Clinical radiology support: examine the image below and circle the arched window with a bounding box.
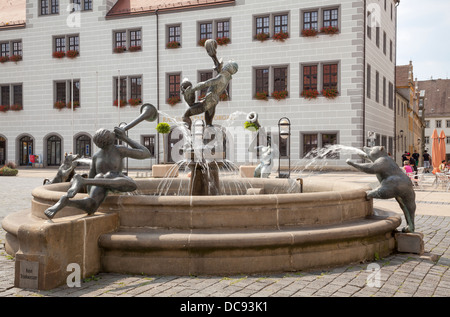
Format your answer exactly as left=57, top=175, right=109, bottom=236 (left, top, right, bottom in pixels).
left=19, top=136, right=33, bottom=166
left=75, top=134, right=92, bottom=157
left=47, top=135, right=62, bottom=166
left=0, top=136, right=6, bottom=165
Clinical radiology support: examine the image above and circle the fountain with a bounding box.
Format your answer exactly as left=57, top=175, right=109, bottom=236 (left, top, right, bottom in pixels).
left=1, top=40, right=403, bottom=290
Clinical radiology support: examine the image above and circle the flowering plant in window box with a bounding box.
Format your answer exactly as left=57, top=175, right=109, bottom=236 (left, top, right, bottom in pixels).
left=301, top=89, right=319, bottom=99
left=255, top=91, right=269, bottom=101
left=129, top=45, right=142, bottom=52
left=66, top=50, right=79, bottom=59
left=9, top=55, right=22, bottom=63
left=54, top=101, right=66, bottom=109
left=0, top=56, right=9, bottom=63
left=216, top=37, right=231, bottom=46
left=167, top=95, right=181, bottom=106
left=254, top=33, right=270, bottom=42
left=53, top=51, right=65, bottom=59
left=113, top=99, right=127, bottom=107
left=128, top=98, right=142, bottom=106
left=273, top=31, right=289, bottom=42
left=114, top=46, right=126, bottom=53
left=320, top=26, right=339, bottom=35
left=272, top=90, right=288, bottom=100
left=67, top=101, right=80, bottom=109
left=322, top=88, right=339, bottom=99
left=166, top=41, right=181, bottom=49
left=198, top=38, right=209, bottom=47
left=301, top=29, right=318, bottom=37
left=0, top=105, right=9, bottom=112
left=10, top=104, right=23, bottom=111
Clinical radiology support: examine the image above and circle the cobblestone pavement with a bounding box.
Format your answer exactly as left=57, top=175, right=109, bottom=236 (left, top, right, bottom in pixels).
left=0, top=169, right=449, bottom=298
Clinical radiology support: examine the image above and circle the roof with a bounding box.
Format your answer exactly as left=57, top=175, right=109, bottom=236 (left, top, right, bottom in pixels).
left=0, top=0, right=26, bottom=29
left=418, top=79, right=450, bottom=117
left=396, top=64, right=412, bottom=88
left=107, top=0, right=235, bottom=17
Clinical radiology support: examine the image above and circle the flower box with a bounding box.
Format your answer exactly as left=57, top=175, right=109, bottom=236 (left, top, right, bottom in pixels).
left=301, top=89, right=319, bottom=99
left=9, top=55, right=22, bottom=63
left=129, top=45, right=142, bottom=52
left=0, top=105, right=9, bottom=112
left=322, top=88, right=339, bottom=99
left=301, top=29, right=318, bottom=37
left=66, top=50, right=79, bottom=59
left=198, top=38, right=209, bottom=47
left=10, top=104, right=23, bottom=111
left=53, top=51, right=65, bottom=58
left=255, top=91, right=269, bottom=101
left=128, top=98, right=142, bottom=106
left=113, top=99, right=127, bottom=107
left=166, top=41, right=181, bottom=49
left=114, top=46, right=126, bottom=53
left=272, top=90, right=288, bottom=100
left=273, top=31, right=289, bottom=42
left=216, top=37, right=231, bottom=46
left=167, top=95, right=181, bottom=106
left=0, top=56, right=9, bottom=63
left=320, top=26, right=339, bottom=35
left=254, top=33, right=270, bottom=42
left=54, top=101, right=66, bottom=109
left=67, top=101, right=80, bottom=109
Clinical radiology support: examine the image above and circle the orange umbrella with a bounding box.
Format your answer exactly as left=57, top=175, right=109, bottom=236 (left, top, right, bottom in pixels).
left=439, top=130, right=447, bottom=165
left=431, top=129, right=440, bottom=174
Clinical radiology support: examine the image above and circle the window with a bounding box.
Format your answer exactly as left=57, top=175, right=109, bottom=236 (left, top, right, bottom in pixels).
left=367, top=11, right=372, bottom=39
left=388, top=82, right=394, bottom=109
left=383, top=77, right=386, bottom=106
left=54, top=80, right=80, bottom=108
left=68, top=35, right=79, bottom=51
left=55, top=37, right=65, bottom=52
left=390, top=40, right=393, bottom=62
left=19, top=136, right=33, bottom=166
left=0, top=42, right=9, bottom=57
left=425, top=120, right=430, bottom=128
left=13, top=85, right=22, bottom=107
left=323, top=8, right=338, bottom=28
left=0, top=40, right=22, bottom=59
left=322, top=133, right=338, bottom=159
left=40, top=0, right=49, bottom=15
left=383, top=31, right=387, bottom=55
left=375, top=27, right=380, bottom=47
left=0, top=84, right=23, bottom=108
left=51, top=0, right=59, bottom=14
left=323, top=64, right=338, bottom=90
left=274, top=14, right=288, bottom=34
left=303, top=11, right=318, bottom=31
left=130, top=77, right=142, bottom=101
left=436, top=120, right=442, bottom=128
left=375, top=71, right=379, bottom=103
left=424, top=136, right=430, bottom=144
left=302, top=132, right=338, bottom=159
left=114, top=78, right=127, bottom=105
left=217, top=20, right=230, bottom=39
left=40, top=0, right=59, bottom=15
left=12, top=41, right=22, bottom=56
left=167, top=25, right=181, bottom=45
left=367, top=64, right=371, bottom=99
left=114, top=31, right=126, bottom=49
left=446, top=120, right=450, bottom=128
left=72, top=0, right=92, bottom=11
left=199, top=22, right=213, bottom=41
left=142, top=135, right=156, bottom=158
left=199, top=71, right=213, bottom=98
left=255, top=16, right=270, bottom=36
left=113, top=76, right=142, bottom=106
left=76, top=135, right=91, bottom=157
left=255, top=68, right=269, bottom=95
left=0, top=86, right=9, bottom=106
left=273, top=67, right=288, bottom=92
left=303, top=134, right=318, bottom=158
left=47, top=135, right=62, bottom=166
left=168, top=73, right=181, bottom=100
left=303, top=65, right=318, bottom=91
left=447, top=137, right=450, bottom=145
left=130, top=30, right=142, bottom=48
left=113, top=29, right=142, bottom=52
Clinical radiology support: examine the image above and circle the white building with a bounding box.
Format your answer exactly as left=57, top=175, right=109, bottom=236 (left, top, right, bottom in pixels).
left=0, top=0, right=399, bottom=170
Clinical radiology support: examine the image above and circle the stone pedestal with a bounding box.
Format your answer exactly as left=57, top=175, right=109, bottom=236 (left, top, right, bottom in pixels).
left=239, top=165, right=256, bottom=178
left=152, top=164, right=179, bottom=178
left=395, top=232, right=424, bottom=255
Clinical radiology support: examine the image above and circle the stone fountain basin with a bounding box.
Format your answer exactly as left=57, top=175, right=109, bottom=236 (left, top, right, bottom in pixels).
left=2, top=177, right=401, bottom=290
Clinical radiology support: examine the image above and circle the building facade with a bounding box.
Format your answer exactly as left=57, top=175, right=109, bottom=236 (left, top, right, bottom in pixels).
left=419, top=78, right=450, bottom=162
left=0, top=0, right=399, bottom=170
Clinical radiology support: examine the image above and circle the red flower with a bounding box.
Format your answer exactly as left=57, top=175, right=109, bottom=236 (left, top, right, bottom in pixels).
left=10, top=104, right=23, bottom=111
left=167, top=95, right=181, bottom=106
left=254, top=33, right=270, bottom=42
left=322, top=88, right=339, bottom=99
left=9, top=55, right=22, bottom=63
left=198, top=38, right=209, bottom=47
left=166, top=41, right=181, bottom=49
left=302, top=29, right=318, bottom=37
left=67, top=101, right=80, bottom=109
left=128, top=98, right=142, bottom=106
left=129, top=45, right=142, bottom=52
left=54, top=101, right=66, bottom=109
left=53, top=51, right=65, bottom=58
left=216, top=37, right=231, bottom=46
left=66, top=50, right=79, bottom=58
left=114, top=46, right=126, bottom=53
left=255, top=91, right=269, bottom=100
left=273, top=31, right=289, bottom=42
left=301, top=89, right=319, bottom=99
left=272, top=90, right=288, bottom=100
left=0, top=105, right=9, bottom=112
left=320, top=26, right=339, bottom=35
left=0, top=56, right=10, bottom=63
left=113, top=99, right=127, bottom=107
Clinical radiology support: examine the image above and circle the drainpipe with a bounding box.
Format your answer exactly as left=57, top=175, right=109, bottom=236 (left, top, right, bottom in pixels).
left=363, top=0, right=367, bottom=151
left=156, top=9, right=160, bottom=165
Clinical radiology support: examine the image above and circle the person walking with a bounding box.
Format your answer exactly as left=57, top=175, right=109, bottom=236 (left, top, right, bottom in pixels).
left=423, top=150, right=431, bottom=173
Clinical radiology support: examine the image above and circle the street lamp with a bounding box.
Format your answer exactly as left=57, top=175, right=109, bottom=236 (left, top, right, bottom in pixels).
left=278, top=117, right=291, bottom=178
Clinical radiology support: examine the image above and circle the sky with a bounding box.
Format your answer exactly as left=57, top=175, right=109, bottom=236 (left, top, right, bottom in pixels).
left=397, top=0, right=450, bottom=81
